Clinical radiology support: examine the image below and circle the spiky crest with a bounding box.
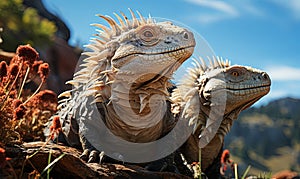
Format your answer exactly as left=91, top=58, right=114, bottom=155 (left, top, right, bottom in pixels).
left=59, top=9, right=155, bottom=100
left=171, top=56, right=230, bottom=119
left=177, top=56, right=230, bottom=91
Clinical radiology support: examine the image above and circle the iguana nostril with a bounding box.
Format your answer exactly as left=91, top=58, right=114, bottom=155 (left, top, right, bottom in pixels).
left=262, top=72, right=270, bottom=81
left=183, top=32, right=189, bottom=39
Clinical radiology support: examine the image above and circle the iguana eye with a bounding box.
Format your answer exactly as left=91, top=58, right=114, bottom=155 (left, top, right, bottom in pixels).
left=232, top=71, right=239, bottom=77
left=140, top=28, right=155, bottom=42
left=143, top=30, right=154, bottom=38
left=226, top=66, right=247, bottom=82
left=139, top=26, right=159, bottom=45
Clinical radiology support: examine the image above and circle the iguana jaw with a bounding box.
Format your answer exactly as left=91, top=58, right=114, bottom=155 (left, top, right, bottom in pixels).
left=135, top=46, right=195, bottom=84
left=112, top=45, right=195, bottom=62
left=229, top=83, right=270, bottom=111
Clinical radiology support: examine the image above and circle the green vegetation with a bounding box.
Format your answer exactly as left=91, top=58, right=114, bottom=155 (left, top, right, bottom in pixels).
left=0, top=0, right=57, bottom=51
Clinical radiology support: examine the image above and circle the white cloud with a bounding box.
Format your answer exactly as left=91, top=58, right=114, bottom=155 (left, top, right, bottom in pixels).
left=249, top=65, right=300, bottom=105
left=290, top=0, right=300, bottom=19
left=186, top=0, right=239, bottom=16
left=194, top=13, right=232, bottom=24
left=184, top=0, right=300, bottom=24
left=236, top=1, right=266, bottom=17
left=270, top=0, right=300, bottom=20
left=254, top=80, right=300, bottom=106
left=265, top=66, right=300, bottom=81
left=184, top=0, right=239, bottom=24
left=184, top=0, right=265, bottom=24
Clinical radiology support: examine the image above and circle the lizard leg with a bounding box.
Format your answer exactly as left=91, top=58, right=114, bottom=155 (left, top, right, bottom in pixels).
left=79, top=133, right=117, bottom=164
left=79, top=133, right=99, bottom=162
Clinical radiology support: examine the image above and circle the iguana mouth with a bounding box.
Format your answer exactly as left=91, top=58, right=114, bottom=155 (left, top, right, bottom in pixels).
left=135, top=46, right=194, bottom=87
left=113, top=45, right=195, bottom=61
left=207, top=84, right=270, bottom=94
left=227, top=84, right=271, bottom=91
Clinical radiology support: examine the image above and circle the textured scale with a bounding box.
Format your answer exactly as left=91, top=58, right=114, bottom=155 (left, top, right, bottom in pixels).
left=171, top=56, right=271, bottom=175
left=49, top=10, right=155, bottom=138
left=173, top=57, right=231, bottom=147
left=45, top=9, right=196, bottom=164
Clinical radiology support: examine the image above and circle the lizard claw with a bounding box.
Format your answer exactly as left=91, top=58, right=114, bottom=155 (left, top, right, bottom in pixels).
left=99, top=151, right=105, bottom=164
left=80, top=148, right=115, bottom=164
left=87, top=150, right=99, bottom=163
left=80, top=149, right=100, bottom=163
left=79, top=149, right=90, bottom=161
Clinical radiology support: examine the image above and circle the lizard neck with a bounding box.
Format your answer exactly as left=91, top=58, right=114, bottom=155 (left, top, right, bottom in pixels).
left=189, top=105, right=235, bottom=171
left=105, top=77, right=169, bottom=142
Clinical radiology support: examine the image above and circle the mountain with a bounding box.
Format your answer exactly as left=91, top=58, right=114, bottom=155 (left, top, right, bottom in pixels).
left=224, top=97, right=300, bottom=174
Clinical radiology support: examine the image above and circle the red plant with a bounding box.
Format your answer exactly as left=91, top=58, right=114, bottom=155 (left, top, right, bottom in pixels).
left=13, top=44, right=38, bottom=67
left=221, top=149, right=231, bottom=164
left=0, top=61, right=8, bottom=79
left=49, top=116, right=62, bottom=140
left=13, top=104, right=27, bottom=120
left=0, top=44, right=57, bottom=145
left=0, top=148, right=10, bottom=169
left=12, top=99, right=22, bottom=109
left=220, top=149, right=234, bottom=177
left=38, top=63, right=49, bottom=82
left=9, top=64, right=19, bottom=77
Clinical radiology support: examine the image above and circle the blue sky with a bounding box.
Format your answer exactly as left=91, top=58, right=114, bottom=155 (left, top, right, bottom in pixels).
left=43, top=0, right=300, bottom=105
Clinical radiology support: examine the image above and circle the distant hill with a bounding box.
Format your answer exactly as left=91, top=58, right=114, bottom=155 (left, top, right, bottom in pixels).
left=224, top=97, right=300, bottom=174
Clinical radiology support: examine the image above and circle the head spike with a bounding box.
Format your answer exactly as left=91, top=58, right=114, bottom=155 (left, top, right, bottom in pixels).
left=92, top=22, right=111, bottom=39
left=113, top=12, right=126, bottom=30
left=207, top=56, right=213, bottom=68
left=213, top=56, right=219, bottom=68
left=199, top=57, right=207, bottom=71
left=147, top=14, right=154, bottom=24
left=91, top=38, right=106, bottom=45
left=120, top=11, right=131, bottom=29
left=192, top=58, right=201, bottom=69
left=216, top=56, right=224, bottom=68
left=227, top=59, right=231, bottom=66
left=137, top=11, right=146, bottom=25
left=84, top=44, right=101, bottom=52
left=128, top=8, right=139, bottom=27
left=98, top=15, right=121, bottom=36
left=94, top=33, right=110, bottom=42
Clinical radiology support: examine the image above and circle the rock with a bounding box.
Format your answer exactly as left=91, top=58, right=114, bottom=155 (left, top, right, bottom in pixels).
left=3, top=142, right=191, bottom=179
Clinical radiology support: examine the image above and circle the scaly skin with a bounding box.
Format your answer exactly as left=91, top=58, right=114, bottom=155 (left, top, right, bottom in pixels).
left=171, top=57, right=271, bottom=178
left=45, top=10, right=195, bottom=167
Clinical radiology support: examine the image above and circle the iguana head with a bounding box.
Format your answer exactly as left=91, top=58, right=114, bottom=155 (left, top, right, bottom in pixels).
left=198, top=60, right=271, bottom=117
left=172, top=57, right=271, bottom=147
left=72, top=10, right=195, bottom=103
left=111, top=21, right=195, bottom=85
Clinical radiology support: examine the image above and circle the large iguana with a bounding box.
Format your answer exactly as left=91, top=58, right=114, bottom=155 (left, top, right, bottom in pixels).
left=45, top=9, right=196, bottom=167
left=171, top=57, right=271, bottom=178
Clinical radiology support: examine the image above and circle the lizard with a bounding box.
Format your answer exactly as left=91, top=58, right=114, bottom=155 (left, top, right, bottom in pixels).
left=171, top=56, right=271, bottom=178
left=44, top=9, right=196, bottom=168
